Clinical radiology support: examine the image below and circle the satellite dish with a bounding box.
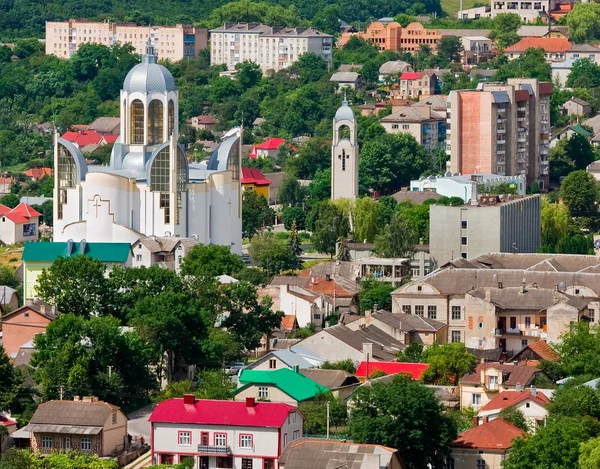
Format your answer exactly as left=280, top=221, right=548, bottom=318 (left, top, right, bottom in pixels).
left=191, top=234, right=199, bottom=241
left=164, top=231, right=172, bottom=237
left=558, top=281, right=567, bottom=293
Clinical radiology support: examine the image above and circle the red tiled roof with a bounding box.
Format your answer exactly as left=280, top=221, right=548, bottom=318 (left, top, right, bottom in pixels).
left=504, top=37, right=571, bottom=54
left=102, top=135, right=119, bottom=144
left=460, top=363, right=541, bottom=386
left=195, top=115, right=218, bottom=124
left=280, top=315, right=298, bottom=331
left=0, top=204, right=12, bottom=216
left=0, top=202, right=41, bottom=224
left=61, top=130, right=103, bottom=147
left=400, top=72, right=422, bottom=80
left=149, top=398, right=296, bottom=427
left=526, top=340, right=560, bottom=361
left=481, top=390, right=550, bottom=413
left=305, top=277, right=354, bottom=297
left=12, top=202, right=42, bottom=218
left=0, top=415, right=16, bottom=427
left=452, top=418, right=524, bottom=450
left=355, top=361, right=429, bottom=379
left=241, top=167, right=271, bottom=186
left=25, top=167, right=52, bottom=179
left=0, top=177, right=13, bottom=184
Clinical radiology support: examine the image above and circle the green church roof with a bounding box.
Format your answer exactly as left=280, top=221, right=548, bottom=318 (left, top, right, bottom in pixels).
left=22, top=241, right=131, bottom=263
left=236, top=368, right=328, bottom=402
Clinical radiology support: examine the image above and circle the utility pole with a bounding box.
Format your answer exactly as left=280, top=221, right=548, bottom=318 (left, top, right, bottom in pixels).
left=326, top=401, right=330, bottom=439
left=108, top=365, right=113, bottom=377
left=59, top=386, right=64, bottom=401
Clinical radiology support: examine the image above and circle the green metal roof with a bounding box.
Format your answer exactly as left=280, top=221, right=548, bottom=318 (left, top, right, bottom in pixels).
left=236, top=368, right=328, bottom=402
left=570, top=124, right=593, bottom=138
left=22, top=241, right=131, bottom=263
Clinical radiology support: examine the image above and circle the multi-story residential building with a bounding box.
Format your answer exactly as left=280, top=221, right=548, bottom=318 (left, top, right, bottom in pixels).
left=391, top=252, right=600, bottom=349
left=429, top=193, right=541, bottom=266
left=503, top=37, right=571, bottom=62
left=395, top=71, right=437, bottom=99
left=491, top=0, right=556, bottom=22
left=209, top=23, right=332, bottom=72
left=45, top=20, right=207, bottom=61
left=380, top=106, right=445, bottom=150
left=447, top=78, right=552, bottom=187
left=410, top=173, right=527, bottom=201
left=339, top=22, right=441, bottom=53
left=461, top=36, right=493, bottom=66
left=149, top=395, right=302, bottom=467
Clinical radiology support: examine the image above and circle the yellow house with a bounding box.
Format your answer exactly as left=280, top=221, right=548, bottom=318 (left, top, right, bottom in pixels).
left=241, top=167, right=270, bottom=201
left=22, top=241, right=132, bottom=301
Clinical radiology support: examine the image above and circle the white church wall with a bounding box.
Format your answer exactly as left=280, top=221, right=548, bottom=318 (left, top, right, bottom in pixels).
left=331, top=138, right=358, bottom=200
left=83, top=173, right=135, bottom=229
left=209, top=173, right=234, bottom=247
left=54, top=186, right=82, bottom=242
left=187, top=182, right=210, bottom=245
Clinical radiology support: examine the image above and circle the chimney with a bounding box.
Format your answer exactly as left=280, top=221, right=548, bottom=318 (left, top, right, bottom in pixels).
left=326, top=274, right=331, bottom=282
left=183, top=394, right=195, bottom=405
left=554, top=284, right=559, bottom=292
left=40, top=303, right=46, bottom=315
left=530, top=385, right=537, bottom=397
left=363, top=342, right=373, bottom=362
left=485, top=288, right=491, bottom=303
left=73, top=396, right=80, bottom=401
left=373, top=303, right=378, bottom=313
left=472, top=416, right=479, bottom=427
left=365, top=308, right=372, bottom=323
left=516, top=383, right=522, bottom=392
left=498, top=281, right=503, bottom=289
left=246, top=397, right=256, bottom=407
left=293, top=365, right=300, bottom=373
left=521, top=280, right=526, bottom=293
left=470, top=180, right=478, bottom=205
left=483, top=416, right=489, bottom=424
left=82, top=396, right=98, bottom=403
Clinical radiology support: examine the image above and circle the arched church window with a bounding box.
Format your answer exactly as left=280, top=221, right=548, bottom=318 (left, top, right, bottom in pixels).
left=227, top=140, right=240, bottom=182
left=130, top=99, right=144, bottom=144
left=175, top=147, right=188, bottom=225
left=150, top=147, right=170, bottom=193
left=338, top=124, right=351, bottom=141
left=57, top=143, right=77, bottom=219
left=168, top=100, right=175, bottom=137
left=147, top=100, right=164, bottom=145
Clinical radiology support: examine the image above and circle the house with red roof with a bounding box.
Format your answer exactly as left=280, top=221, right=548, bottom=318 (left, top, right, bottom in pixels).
left=189, top=115, right=219, bottom=131
left=249, top=138, right=287, bottom=159
left=396, top=71, right=437, bottom=100
left=149, top=395, right=302, bottom=467
left=504, top=37, right=572, bottom=62
left=0, top=414, right=17, bottom=451
left=241, top=167, right=271, bottom=201
left=24, top=167, right=52, bottom=180
left=61, top=129, right=119, bottom=153
left=477, top=388, right=550, bottom=431
left=355, top=361, right=429, bottom=382
left=450, top=418, right=524, bottom=469
left=0, top=202, right=41, bottom=244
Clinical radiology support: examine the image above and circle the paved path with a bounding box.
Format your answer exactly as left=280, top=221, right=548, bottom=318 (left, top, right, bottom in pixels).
left=127, top=404, right=153, bottom=441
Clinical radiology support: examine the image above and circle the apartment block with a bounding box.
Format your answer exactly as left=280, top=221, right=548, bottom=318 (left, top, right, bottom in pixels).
left=45, top=20, right=208, bottom=61
left=429, top=194, right=541, bottom=266
left=380, top=105, right=445, bottom=150
left=491, top=0, right=555, bottom=22
left=447, top=78, right=552, bottom=187
left=209, top=23, right=332, bottom=72
left=339, top=22, right=441, bottom=53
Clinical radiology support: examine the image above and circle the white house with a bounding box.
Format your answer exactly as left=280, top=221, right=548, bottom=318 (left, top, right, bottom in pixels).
left=477, top=388, right=550, bottom=432
left=278, top=285, right=325, bottom=328
left=410, top=173, right=527, bottom=201
left=149, top=395, right=303, bottom=468
left=244, top=346, right=324, bottom=371
left=131, top=236, right=198, bottom=271
left=0, top=202, right=41, bottom=244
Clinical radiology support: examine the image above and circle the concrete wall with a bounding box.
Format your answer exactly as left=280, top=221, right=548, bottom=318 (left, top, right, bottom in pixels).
left=450, top=447, right=508, bottom=469
left=234, top=385, right=297, bottom=406
left=102, top=410, right=128, bottom=456
left=2, top=307, right=52, bottom=358
left=298, top=330, right=365, bottom=363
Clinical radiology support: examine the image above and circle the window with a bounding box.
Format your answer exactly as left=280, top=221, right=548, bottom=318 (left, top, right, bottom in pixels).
left=452, top=331, right=461, bottom=342
left=488, top=375, right=498, bottom=389
left=216, top=457, right=233, bottom=468
left=415, top=305, right=424, bottom=316
left=42, top=436, right=52, bottom=449
left=472, top=393, right=481, bottom=406
left=263, top=460, right=275, bottom=469
left=258, top=387, right=269, bottom=399
left=452, top=306, right=462, bottom=320
left=428, top=305, right=437, bottom=320
left=215, top=433, right=227, bottom=447
left=461, top=236, right=468, bottom=246
left=461, top=220, right=467, bottom=229
left=314, top=314, right=321, bottom=320
left=283, top=433, right=288, bottom=446
left=392, top=124, right=399, bottom=129
left=525, top=317, right=531, bottom=328
left=240, top=435, right=253, bottom=448
left=477, top=460, right=486, bottom=469
left=147, top=99, right=164, bottom=145
left=293, top=430, right=299, bottom=440
left=461, top=253, right=467, bottom=259
left=402, top=305, right=411, bottom=314
left=112, top=412, right=117, bottom=424
left=179, top=431, right=191, bottom=446
left=447, top=458, right=455, bottom=469
left=242, top=459, right=253, bottom=469
left=575, top=288, right=580, bottom=295
left=590, top=309, right=596, bottom=322
left=510, top=317, right=517, bottom=329
left=526, top=402, right=531, bottom=408
left=521, top=339, right=528, bottom=347
left=136, top=254, right=142, bottom=262
left=130, top=99, right=144, bottom=144
left=201, top=432, right=209, bottom=446
left=269, top=359, right=276, bottom=369
left=402, top=124, right=409, bottom=130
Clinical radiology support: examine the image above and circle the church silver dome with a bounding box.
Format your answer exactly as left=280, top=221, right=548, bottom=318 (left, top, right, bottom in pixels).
left=123, top=50, right=176, bottom=94
left=335, top=98, right=355, bottom=122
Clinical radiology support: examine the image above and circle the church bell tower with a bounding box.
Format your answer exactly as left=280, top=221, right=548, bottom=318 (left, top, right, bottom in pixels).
left=331, top=94, right=358, bottom=201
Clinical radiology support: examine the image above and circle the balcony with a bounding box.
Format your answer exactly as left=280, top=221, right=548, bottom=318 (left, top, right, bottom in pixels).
left=497, top=139, right=506, bottom=144
left=495, top=327, right=522, bottom=336
left=497, top=108, right=506, bottom=113
left=484, top=383, right=498, bottom=391
left=497, top=129, right=506, bottom=134
left=497, top=150, right=506, bottom=155
left=198, top=445, right=232, bottom=455
left=518, top=137, right=527, bottom=143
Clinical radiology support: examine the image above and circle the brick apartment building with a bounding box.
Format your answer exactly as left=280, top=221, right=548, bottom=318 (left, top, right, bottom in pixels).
left=340, top=21, right=441, bottom=53
left=447, top=78, right=552, bottom=188
left=209, top=23, right=332, bottom=72
left=45, top=20, right=208, bottom=61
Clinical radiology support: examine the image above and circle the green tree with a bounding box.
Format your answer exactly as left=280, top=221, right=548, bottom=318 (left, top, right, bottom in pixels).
left=499, top=407, right=530, bottom=432
left=580, top=435, right=600, bottom=469
left=566, top=58, right=600, bottom=88
left=549, top=385, right=600, bottom=420
left=312, top=202, right=350, bottom=256
left=560, top=170, right=599, bottom=217
left=312, top=4, right=343, bottom=35
left=35, top=256, right=109, bottom=317
left=299, top=393, right=348, bottom=434
left=566, top=133, right=596, bottom=170
left=494, top=48, right=551, bottom=81
left=566, top=2, right=600, bottom=43
left=349, top=374, right=457, bottom=469
left=308, top=168, right=331, bottom=201
left=235, top=61, right=262, bottom=90
left=421, top=343, right=478, bottom=385
left=248, top=232, right=300, bottom=275
left=0, top=194, right=19, bottom=209
left=287, top=220, right=303, bottom=257
left=0, top=348, right=24, bottom=413
left=181, top=244, right=245, bottom=278
left=504, top=417, right=600, bottom=469
left=195, top=369, right=236, bottom=399
left=396, top=342, right=425, bottom=363
left=279, top=173, right=304, bottom=206
left=374, top=212, right=418, bottom=258
left=321, top=359, right=357, bottom=374
left=282, top=206, right=306, bottom=230
left=354, top=197, right=382, bottom=243
left=555, top=322, right=600, bottom=378
left=541, top=199, right=569, bottom=250
left=242, top=190, right=274, bottom=238
left=70, top=43, right=112, bottom=81
left=358, top=277, right=395, bottom=312
left=489, top=13, right=521, bottom=50
left=437, top=36, right=463, bottom=63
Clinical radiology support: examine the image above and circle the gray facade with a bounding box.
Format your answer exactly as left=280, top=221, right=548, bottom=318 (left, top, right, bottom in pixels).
left=430, top=195, right=541, bottom=265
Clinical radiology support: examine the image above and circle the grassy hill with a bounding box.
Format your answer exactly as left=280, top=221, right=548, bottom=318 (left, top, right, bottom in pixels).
left=441, top=0, right=483, bottom=17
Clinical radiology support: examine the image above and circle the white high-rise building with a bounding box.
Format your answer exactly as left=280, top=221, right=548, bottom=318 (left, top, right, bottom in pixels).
left=53, top=43, right=242, bottom=253
left=209, top=23, right=332, bottom=72
left=331, top=97, right=359, bottom=201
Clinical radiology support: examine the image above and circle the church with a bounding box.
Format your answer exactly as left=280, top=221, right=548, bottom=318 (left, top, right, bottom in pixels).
left=331, top=95, right=359, bottom=201
left=53, top=44, right=242, bottom=254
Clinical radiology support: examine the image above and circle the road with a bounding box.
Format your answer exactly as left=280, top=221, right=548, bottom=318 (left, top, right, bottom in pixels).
left=127, top=404, right=153, bottom=441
